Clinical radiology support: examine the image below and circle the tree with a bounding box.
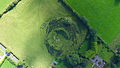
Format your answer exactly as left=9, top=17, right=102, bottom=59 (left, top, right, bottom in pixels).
left=84, top=50, right=96, bottom=59
left=111, top=55, right=120, bottom=68
left=65, top=53, right=87, bottom=68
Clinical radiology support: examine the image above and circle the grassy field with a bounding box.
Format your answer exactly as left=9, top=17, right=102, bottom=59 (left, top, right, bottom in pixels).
left=1, top=59, right=17, bottom=68
left=65, top=0, right=120, bottom=44
left=0, top=0, right=14, bottom=14
left=0, top=0, right=87, bottom=68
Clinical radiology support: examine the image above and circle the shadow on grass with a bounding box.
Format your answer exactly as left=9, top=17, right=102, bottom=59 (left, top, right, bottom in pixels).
left=114, top=0, right=120, bottom=6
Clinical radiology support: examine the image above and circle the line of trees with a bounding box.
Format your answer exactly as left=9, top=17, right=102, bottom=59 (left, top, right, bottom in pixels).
left=0, top=0, right=21, bottom=18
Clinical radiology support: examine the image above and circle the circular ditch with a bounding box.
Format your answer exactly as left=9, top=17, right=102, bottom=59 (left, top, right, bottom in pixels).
left=45, top=17, right=87, bottom=57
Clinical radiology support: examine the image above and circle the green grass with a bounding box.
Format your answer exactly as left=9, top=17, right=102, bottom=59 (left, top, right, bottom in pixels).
left=1, top=59, right=17, bottom=68
left=99, top=47, right=114, bottom=63
left=0, top=0, right=83, bottom=68
left=79, top=40, right=89, bottom=54
left=65, top=0, right=120, bottom=44
left=85, top=61, right=93, bottom=68
left=0, top=0, right=14, bottom=14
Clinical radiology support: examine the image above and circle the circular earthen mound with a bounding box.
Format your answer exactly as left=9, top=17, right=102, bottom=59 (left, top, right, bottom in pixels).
left=45, top=18, right=86, bottom=57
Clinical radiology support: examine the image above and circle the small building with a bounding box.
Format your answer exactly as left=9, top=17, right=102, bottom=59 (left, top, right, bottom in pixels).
left=91, top=56, right=106, bottom=68
left=51, top=61, right=58, bottom=67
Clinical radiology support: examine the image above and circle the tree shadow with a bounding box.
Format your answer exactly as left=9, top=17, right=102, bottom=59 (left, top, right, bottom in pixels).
left=114, top=0, right=120, bottom=6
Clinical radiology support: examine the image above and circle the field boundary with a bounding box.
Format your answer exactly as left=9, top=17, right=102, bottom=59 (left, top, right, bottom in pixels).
left=0, top=0, right=21, bottom=18
left=58, top=0, right=117, bottom=54
left=58, top=0, right=106, bottom=44
left=0, top=43, right=27, bottom=68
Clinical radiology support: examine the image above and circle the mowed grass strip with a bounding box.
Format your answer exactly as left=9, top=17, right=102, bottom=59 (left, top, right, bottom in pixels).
left=65, top=0, right=120, bottom=44
left=0, top=0, right=14, bottom=14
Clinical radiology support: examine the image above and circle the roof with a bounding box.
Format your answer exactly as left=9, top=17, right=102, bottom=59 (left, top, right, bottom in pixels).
left=91, top=56, right=106, bottom=68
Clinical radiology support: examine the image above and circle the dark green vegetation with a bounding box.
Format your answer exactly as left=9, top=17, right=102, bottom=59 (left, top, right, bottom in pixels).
left=45, top=17, right=119, bottom=68
left=45, top=18, right=115, bottom=68
left=56, top=0, right=120, bottom=67
left=111, top=56, right=120, bottom=68
left=65, top=0, right=120, bottom=44
left=45, top=18, right=87, bottom=57
left=46, top=1, right=119, bottom=68
left=45, top=18, right=88, bottom=68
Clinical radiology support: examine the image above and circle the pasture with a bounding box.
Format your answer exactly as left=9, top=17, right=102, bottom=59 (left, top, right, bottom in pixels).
left=65, top=0, right=120, bottom=44
left=0, top=0, right=87, bottom=68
